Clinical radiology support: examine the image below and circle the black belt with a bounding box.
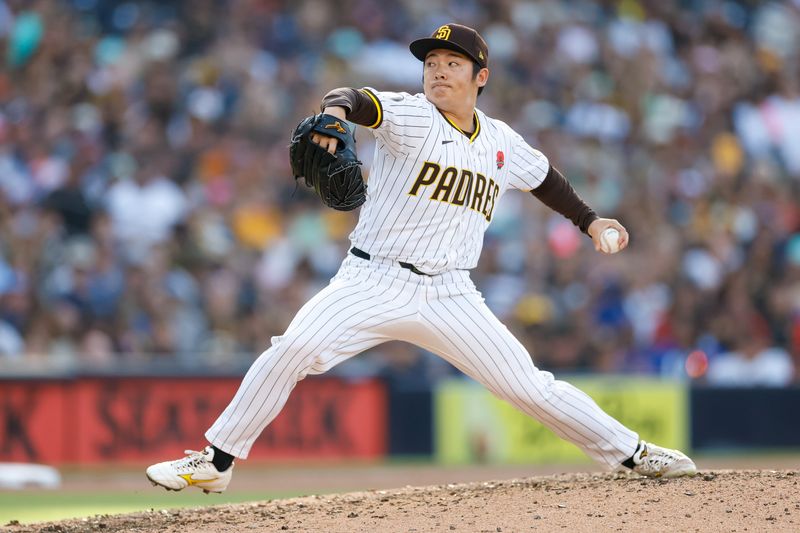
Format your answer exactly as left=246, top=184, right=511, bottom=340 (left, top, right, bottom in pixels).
left=350, top=247, right=432, bottom=276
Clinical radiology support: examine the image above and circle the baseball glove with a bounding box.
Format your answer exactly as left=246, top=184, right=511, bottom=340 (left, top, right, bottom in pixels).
left=289, top=113, right=366, bottom=211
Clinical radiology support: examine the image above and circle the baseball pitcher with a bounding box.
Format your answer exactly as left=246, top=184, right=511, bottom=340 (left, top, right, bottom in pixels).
left=146, top=23, right=696, bottom=494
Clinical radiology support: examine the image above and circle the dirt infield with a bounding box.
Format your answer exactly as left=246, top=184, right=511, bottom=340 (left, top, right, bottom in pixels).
left=5, top=470, right=798, bottom=533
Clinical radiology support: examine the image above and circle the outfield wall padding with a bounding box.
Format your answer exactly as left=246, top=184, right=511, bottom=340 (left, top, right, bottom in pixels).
left=0, top=377, right=387, bottom=464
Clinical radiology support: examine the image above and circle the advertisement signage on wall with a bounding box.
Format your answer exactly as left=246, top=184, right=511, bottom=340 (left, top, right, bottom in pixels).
left=0, top=377, right=387, bottom=464
left=435, top=377, right=689, bottom=464
left=0, top=382, right=69, bottom=464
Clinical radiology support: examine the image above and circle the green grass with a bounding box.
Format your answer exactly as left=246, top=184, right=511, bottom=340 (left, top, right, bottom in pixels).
left=0, top=489, right=301, bottom=525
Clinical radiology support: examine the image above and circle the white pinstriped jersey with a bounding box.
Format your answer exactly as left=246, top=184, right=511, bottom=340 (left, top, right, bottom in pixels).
left=350, top=88, right=551, bottom=274
left=202, top=89, right=642, bottom=471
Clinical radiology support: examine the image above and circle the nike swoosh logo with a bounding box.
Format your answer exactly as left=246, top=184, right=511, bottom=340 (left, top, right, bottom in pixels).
left=442, top=140, right=454, bottom=145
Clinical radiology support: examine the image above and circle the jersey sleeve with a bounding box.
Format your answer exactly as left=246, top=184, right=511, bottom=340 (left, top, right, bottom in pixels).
left=506, top=133, right=550, bottom=191
left=361, top=87, right=434, bottom=157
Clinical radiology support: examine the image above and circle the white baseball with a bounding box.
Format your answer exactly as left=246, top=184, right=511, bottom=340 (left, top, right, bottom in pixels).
left=600, top=228, right=621, bottom=254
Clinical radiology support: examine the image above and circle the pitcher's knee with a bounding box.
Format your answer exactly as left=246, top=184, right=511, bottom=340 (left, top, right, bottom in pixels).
left=498, top=370, right=559, bottom=409
left=253, top=340, right=318, bottom=382
left=261, top=329, right=347, bottom=381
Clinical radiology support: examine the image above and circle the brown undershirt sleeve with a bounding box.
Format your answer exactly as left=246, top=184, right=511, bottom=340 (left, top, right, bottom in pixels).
left=320, top=88, right=380, bottom=128
left=531, top=165, right=598, bottom=235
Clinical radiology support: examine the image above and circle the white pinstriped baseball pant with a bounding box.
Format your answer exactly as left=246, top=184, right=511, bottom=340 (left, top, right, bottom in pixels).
left=205, top=254, right=639, bottom=468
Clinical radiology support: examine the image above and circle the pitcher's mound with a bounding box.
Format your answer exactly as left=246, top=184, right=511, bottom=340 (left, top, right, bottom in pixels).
left=6, top=470, right=798, bottom=532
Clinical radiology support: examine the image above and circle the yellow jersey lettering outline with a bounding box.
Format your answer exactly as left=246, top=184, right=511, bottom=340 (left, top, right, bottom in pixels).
left=408, top=162, right=497, bottom=219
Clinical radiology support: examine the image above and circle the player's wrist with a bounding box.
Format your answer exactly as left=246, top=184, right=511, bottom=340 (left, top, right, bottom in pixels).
left=587, top=218, right=603, bottom=239
left=322, top=106, right=347, bottom=120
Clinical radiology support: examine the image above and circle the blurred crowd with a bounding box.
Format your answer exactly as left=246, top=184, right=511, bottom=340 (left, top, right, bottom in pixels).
left=0, top=0, right=799, bottom=386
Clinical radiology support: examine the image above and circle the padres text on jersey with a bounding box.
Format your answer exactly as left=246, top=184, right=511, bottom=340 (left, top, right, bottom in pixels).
left=349, top=88, right=550, bottom=274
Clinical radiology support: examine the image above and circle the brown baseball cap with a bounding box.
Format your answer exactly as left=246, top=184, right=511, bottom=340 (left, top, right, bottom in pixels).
left=409, top=23, right=489, bottom=69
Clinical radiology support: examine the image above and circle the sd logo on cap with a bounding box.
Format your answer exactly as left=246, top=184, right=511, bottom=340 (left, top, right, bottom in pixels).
left=410, top=22, right=489, bottom=70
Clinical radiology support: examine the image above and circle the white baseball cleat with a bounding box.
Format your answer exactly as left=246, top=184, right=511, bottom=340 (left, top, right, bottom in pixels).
left=630, top=441, right=697, bottom=478
left=146, top=446, right=233, bottom=493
